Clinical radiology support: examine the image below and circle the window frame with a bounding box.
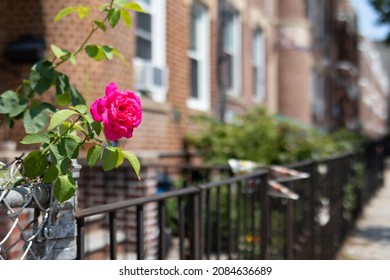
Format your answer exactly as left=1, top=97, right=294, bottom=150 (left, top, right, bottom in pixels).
left=223, top=9, right=242, bottom=97
left=252, top=28, right=266, bottom=102
left=187, top=1, right=210, bottom=111
left=133, top=0, right=168, bottom=103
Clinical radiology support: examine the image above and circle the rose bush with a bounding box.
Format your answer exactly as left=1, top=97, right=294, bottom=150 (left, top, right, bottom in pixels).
left=91, top=82, right=142, bottom=141
left=0, top=0, right=146, bottom=202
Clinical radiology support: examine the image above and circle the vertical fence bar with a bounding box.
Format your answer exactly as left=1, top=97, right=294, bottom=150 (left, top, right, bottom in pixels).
left=243, top=182, right=249, bottom=259
left=158, top=201, right=166, bottom=260
left=227, top=184, right=232, bottom=259
left=260, top=175, right=269, bottom=259
left=236, top=181, right=242, bottom=259
left=308, top=162, right=316, bottom=259
left=251, top=182, right=256, bottom=259
left=198, top=190, right=204, bottom=260
left=108, top=212, right=117, bottom=260
left=191, top=193, right=201, bottom=259
left=285, top=198, right=294, bottom=259
left=216, top=187, right=221, bottom=260
left=205, top=190, right=211, bottom=259
left=76, top=218, right=85, bottom=260
left=136, top=205, right=144, bottom=260
left=178, top=196, right=185, bottom=260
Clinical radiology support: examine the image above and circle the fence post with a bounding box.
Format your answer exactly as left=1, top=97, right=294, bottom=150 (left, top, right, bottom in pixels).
left=260, top=175, right=269, bottom=259
left=38, top=160, right=81, bottom=260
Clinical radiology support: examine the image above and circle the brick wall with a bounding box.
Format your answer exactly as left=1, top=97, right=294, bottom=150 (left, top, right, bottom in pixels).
left=278, top=49, right=312, bottom=124
left=0, top=0, right=318, bottom=151
left=358, top=38, right=389, bottom=139
left=77, top=161, right=159, bottom=259
left=277, top=0, right=312, bottom=125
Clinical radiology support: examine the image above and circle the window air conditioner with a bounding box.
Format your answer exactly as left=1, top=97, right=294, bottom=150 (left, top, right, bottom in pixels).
left=133, top=60, right=169, bottom=96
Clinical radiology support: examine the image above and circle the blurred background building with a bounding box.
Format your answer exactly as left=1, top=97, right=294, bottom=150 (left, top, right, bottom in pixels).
left=0, top=0, right=389, bottom=156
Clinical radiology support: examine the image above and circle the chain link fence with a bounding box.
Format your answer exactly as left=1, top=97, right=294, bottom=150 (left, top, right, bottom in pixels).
left=0, top=159, right=78, bottom=260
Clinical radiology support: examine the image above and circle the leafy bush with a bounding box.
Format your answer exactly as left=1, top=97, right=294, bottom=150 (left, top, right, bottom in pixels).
left=186, top=106, right=362, bottom=165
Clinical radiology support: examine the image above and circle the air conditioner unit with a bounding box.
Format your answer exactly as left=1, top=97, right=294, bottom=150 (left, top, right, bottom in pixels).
left=133, top=60, right=169, bottom=99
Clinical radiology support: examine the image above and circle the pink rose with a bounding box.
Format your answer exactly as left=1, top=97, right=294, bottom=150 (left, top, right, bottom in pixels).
left=90, top=82, right=142, bottom=141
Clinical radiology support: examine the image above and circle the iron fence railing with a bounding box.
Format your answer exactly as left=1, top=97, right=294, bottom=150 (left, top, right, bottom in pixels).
left=1, top=142, right=384, bottom=260
left=75, top=150, right=383, bottom=260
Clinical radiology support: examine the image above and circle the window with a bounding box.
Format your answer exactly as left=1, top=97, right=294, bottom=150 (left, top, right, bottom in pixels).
left=136, top=12, right=152, bottom=60
left=223, top=9, right=241, bottom=96
left=252, top=28, right=266, bottom=102
left=311, top=70, right=325, bottom=120
left=187, top=2, right=210, bottom=111
left=134, top=0, right=168, bottom=103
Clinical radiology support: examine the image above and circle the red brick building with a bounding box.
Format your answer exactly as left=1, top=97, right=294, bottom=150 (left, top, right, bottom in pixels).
left=358, top=37, right=389, bottom=139
left=0, top=0, right=387, bottom=156
left=1, top=0, right=389, bottom=260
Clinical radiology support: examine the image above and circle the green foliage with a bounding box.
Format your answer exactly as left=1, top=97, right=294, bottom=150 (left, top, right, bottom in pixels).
left=0, top=0, right=144, bottom=203
left=54, top=174, right=77, bottom=203
left=0, top=91, right=28, bottom=117
left=186, top=106, right=362, bottom=165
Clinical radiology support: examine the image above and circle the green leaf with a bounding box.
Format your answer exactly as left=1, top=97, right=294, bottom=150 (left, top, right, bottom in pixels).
left=60, top=136, right=80, bottom=159
left=20, top=133, right=50, bottom=145
left=22, top=151, right=48, bottom=178
left=51, top=45, right=75, bottom=64
left=56, top=91, right=71, bottom=106
left=124, top=2, right=147, bottom=13
left=87, top=145, right=103, bottom=167
left=114, top=0, right=129, bottom=6
left=23, top=107, right=49, bottom=133
left=51, top=44, right=67, bottom=59
left=23, top=83, right=34, bottom=99
left=59, top=122, right=72, bottom=135
left=55, top=72, right=70, bottom=95
left=102, top=146, right=119, bottom=171
left=54, top=7, right=77, bottom=22
left=102, top=45, right=114, bottom=60
left=120, top=9, right=132, bottom=28
left=72, top=104, right=87, bottom=115
left=29, top=60, right=55, bottom=95
left=40, top=102, right=57, bottom=113
left=49, top=145, right=70, bottom=174
left=0, top=90, right=28, bottom=117
left=54, top=174, right=76, bottom=203
left=94, top=20, right=107, bottom=32
left=77, top=5, right=91, bottom=19
left=49, top=109, right=78, bottom=130
left=84, top=113, right=94, bottom=124
left=116, top=148, right=124, bottom=168
left=112, top=48, right=130, bottom=67
left=108, top=8, right=121, bottom=28
left=91, top=120, right=102, bottom=136
left=69, top=85, right=86, bottom=105
left=72, top=124, right=87, bottom=136
left=122, top=150, right=141, bottom=179
left=98, top=3, right=110, bottom=11
left=85, top=44, right=105, bottom=61
left=42, top=164, right=59, bottom=183
left=68, top=54, right=77, bottom=65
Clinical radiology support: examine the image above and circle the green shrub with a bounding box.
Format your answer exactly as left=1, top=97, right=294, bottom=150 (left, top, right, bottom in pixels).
left=186, top=106, right=362, bottom=164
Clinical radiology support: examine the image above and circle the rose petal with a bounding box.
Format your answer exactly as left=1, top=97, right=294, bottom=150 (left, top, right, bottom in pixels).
left=105, top=82, right=119, bottom=96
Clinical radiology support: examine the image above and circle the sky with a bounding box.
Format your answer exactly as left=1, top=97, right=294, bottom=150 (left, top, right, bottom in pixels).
left=350, top=0, right=390, bottom=40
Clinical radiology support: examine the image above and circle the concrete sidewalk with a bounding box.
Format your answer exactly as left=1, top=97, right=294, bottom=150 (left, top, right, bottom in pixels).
left=337, top=168, right=390, bottom=259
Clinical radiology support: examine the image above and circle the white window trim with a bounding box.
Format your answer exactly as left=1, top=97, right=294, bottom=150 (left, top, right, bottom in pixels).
left=187, top=2, right=210, bottom=111
left=311, top=70, right=325, bottom=119
left=253, top=28, right=266, bottom=102
left=133, top=0, right=168, bottom=103
left=225, top=11, right=242, bottom=97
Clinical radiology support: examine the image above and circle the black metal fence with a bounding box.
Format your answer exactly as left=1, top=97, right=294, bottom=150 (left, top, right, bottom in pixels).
left=75, top=148, right=384, bottom=260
